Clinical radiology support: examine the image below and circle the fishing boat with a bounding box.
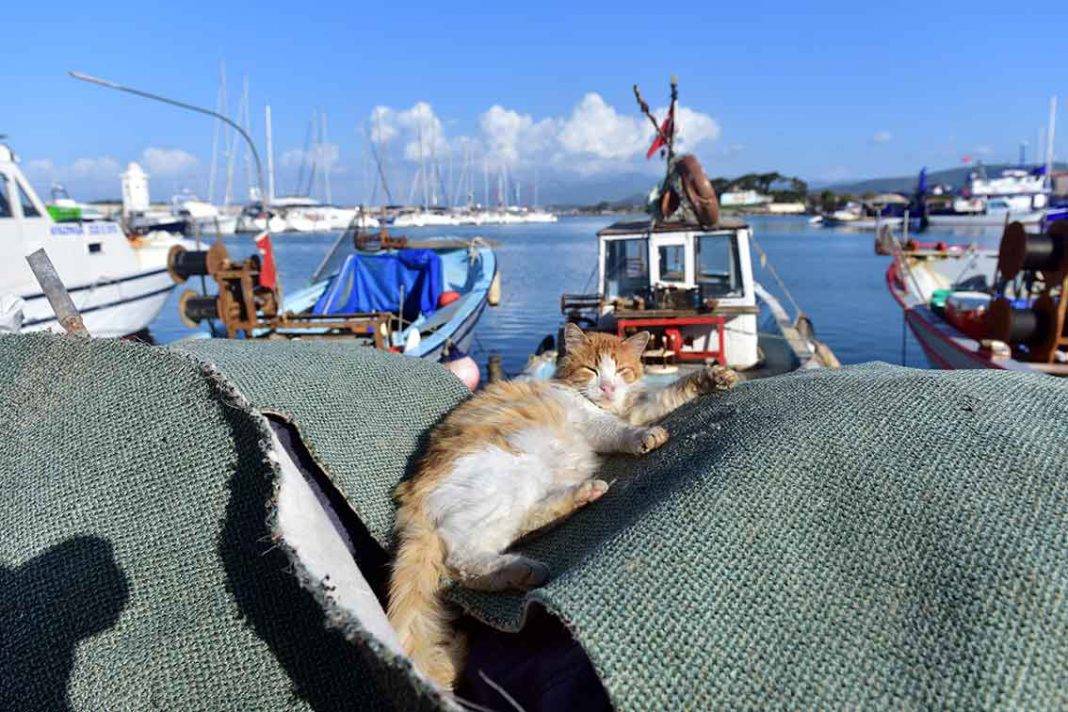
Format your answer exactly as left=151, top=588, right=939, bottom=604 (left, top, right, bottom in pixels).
left=820, top=195, right=909, bottom=230
left=286, top=232, right=497, bottom=364
left=0, top=142, right=188, bottom=337
left=878, top=222, right=1068, bottom=374
left=524, top=80, right=837, bottom=382
left=524, top=215, right=838, bottom=382
left=169, top=227, right=498, bottom=388
left=924, top=168, right=1049, bottom=227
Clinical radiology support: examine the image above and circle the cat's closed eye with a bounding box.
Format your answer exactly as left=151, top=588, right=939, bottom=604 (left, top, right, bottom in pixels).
left=619, top=367, right=636, bottom=382
left=579, top=366, right=598, bottom=377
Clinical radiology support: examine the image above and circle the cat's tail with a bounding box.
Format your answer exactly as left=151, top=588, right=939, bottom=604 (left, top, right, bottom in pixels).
left=387, top=495, right=461, bottom=688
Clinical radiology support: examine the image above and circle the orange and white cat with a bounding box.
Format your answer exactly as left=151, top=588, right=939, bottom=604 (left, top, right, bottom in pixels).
left=387, top=323, right=737, bottom=688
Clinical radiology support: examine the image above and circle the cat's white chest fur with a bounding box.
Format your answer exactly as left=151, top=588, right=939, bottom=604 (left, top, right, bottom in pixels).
left=424, top=386, right=604, bottom=554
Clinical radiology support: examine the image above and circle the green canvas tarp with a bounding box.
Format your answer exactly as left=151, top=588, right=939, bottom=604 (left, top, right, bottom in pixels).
left=3, top=332, right=1068, bottom=710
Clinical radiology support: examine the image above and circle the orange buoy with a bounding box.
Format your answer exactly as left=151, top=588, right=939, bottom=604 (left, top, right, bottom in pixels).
left=438, top=290, right=461, bottom=308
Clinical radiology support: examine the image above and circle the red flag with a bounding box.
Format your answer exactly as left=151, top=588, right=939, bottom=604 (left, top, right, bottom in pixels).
left=254, top=231, right=278, bottom=290
left=646, top=105, right=675, bottom=159
left=961, top=155, right=972, bottom=164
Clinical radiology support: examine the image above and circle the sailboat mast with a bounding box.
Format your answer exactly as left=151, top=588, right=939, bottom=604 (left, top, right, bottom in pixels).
left=1045, top=95, right=1057, bottom=189
left=222, top=66, right=234, bottom=206
left=208, top=63, right=224, bottom=204
left=322, top=112, right=332, bottom=205
left=265, top=104, right=275, bottom=202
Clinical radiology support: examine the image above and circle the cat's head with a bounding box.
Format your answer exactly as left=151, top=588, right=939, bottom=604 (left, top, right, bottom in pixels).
left=555, top=323, right=649, bottom=412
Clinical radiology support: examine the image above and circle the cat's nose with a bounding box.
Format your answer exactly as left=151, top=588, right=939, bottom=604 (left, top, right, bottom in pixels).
left=599, top=383, right=615, bottom=397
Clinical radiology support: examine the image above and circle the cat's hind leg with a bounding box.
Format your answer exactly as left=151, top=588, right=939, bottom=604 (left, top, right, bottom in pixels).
left=516, top=479, right=609, bottom=537
left=446, top=549, right=549, bottom=592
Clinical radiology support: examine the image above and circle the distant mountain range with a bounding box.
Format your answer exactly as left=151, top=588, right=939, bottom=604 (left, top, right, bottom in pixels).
left=823, top=162, right=1067, bottom=196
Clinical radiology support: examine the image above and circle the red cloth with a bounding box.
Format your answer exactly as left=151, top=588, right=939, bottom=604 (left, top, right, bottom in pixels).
left=646, top=106, right=674, bottom=159
left=254, top=232, right=278, bottom=290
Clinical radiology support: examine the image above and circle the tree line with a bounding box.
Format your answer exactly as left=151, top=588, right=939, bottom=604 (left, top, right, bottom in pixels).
left=711, top=172, right=809, bottom=203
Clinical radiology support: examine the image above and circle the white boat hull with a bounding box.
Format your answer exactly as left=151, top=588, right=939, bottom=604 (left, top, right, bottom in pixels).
left=19, top=266, right=175, bottom=338
left=926, top=210, right=1045, bottom=227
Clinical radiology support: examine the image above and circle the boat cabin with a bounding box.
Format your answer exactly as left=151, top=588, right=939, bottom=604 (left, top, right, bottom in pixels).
left=564, top=219, right=761, bottom=370
left=0, top=142, right=184, bottom=336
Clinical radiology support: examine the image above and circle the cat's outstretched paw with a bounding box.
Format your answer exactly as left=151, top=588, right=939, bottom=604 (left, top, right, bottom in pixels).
left=511, top=558, right=550, bottom=590
left=574, top=479, right=609, bottom=507
left=633, top=426, right=669, bottom=454
left=690, top=365, right=739, bottom=395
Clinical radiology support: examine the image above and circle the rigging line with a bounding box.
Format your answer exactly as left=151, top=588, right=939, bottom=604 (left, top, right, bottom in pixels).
left=748, top=234, right=804, bottom=317
left=581, top=262, right=598, bottom=293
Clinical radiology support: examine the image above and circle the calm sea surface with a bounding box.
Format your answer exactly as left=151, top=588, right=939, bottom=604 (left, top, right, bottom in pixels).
left=150, top=215, right=1005, bottom=376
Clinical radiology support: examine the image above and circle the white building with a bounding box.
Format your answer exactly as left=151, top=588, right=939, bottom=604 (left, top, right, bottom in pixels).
left=720, top=190, right=772, bottom=207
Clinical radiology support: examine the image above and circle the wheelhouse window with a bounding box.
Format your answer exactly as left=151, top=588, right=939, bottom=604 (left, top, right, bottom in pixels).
left=0, top=176, right=11, bottom=218
left=604, top=238, right=648, bottom=298
left=17, top=181, right=40, bottom=218
left=657, top=244, right=686, bottom=282
left=696, top=234, right=743, bottom=298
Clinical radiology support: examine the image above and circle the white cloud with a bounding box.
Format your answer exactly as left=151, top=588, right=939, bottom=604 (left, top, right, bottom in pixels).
left=140, top=148, right=198, bottom=177
left=871, top=130, right=893, bottom=144
left=367, top=92, right=721, bottom=177
left=479, top=105, right=556, bottom=167
left=974, top=144, right=994, bottom=156
left=558, top=93, right=648, bottom=161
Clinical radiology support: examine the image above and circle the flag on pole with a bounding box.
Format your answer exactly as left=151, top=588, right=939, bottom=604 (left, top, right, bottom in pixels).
left=646, top=105, right=675, bottom=159
left=254, top=231, right=279, bottom=290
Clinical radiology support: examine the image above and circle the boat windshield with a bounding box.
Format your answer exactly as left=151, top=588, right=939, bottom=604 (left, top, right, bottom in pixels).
left=696, top=234, right=743, bottom=298
left=658, top=244, right=686, bottom=282
left=604, top=238, right=648, bottom=298
left=0, top=175, right=11, bottom=218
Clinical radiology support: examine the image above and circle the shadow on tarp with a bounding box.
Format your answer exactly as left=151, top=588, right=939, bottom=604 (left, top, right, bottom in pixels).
left=2, top=536, right=130, bottom=712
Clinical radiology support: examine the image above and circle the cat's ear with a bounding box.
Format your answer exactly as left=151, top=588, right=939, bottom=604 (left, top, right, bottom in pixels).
left=563, top=323, right=589, bottom=353
left=623, top=331, right=651, bottom=358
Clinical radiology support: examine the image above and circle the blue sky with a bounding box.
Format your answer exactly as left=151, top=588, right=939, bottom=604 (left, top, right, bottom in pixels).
left=2, top=0, right=1066, bottom=204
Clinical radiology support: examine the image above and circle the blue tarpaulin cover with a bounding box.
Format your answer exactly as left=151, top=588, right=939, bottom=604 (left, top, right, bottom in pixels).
left=312, top=249, right=443, bottom=322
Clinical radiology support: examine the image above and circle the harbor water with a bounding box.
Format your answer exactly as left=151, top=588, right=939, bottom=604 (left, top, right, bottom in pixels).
left=150, top=215, right=1006, bottom=376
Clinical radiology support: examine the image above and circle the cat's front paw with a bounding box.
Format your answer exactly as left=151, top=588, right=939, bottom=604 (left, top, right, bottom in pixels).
left=632, top=426, right=669, bottom=454
left=690, top=365, right=739, bottom=395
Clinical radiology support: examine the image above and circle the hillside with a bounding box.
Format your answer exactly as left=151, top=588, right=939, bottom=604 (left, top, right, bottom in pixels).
left=825, top=162, right=1067, bottom=195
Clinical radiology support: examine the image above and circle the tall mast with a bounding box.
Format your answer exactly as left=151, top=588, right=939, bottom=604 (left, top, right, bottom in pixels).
left=1046, top=95, right=1057, bottom=189
left=239, top=76, right=253, bottom=201
left=222, top=66, right=234, bottom=206
left=208, top=62, right=224, bottom=204
left=321, top=112, right=332, bottom=205
left=419, top=118, right=428, bottom=209
left=265, top=104, right=275, bottom=202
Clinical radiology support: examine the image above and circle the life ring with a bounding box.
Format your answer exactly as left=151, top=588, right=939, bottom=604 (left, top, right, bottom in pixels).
left=676, top=154, right=719, bottom=226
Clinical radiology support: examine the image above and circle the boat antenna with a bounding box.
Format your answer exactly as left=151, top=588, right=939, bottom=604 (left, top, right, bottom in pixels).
left=668, top=75, right=678, bottom=162
left=69, top=71, right=267, bottom=208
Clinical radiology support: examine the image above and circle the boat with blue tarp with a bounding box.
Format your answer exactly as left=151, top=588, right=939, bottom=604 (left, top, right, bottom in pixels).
left=166, top=226, right=498, bottom=387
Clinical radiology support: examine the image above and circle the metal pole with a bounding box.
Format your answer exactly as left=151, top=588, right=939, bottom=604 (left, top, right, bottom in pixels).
left=69, top=71, right=267, bottom=210
left=265, top=104, right=275, bottom=202
left=26, top=249, right=89, bottom=336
